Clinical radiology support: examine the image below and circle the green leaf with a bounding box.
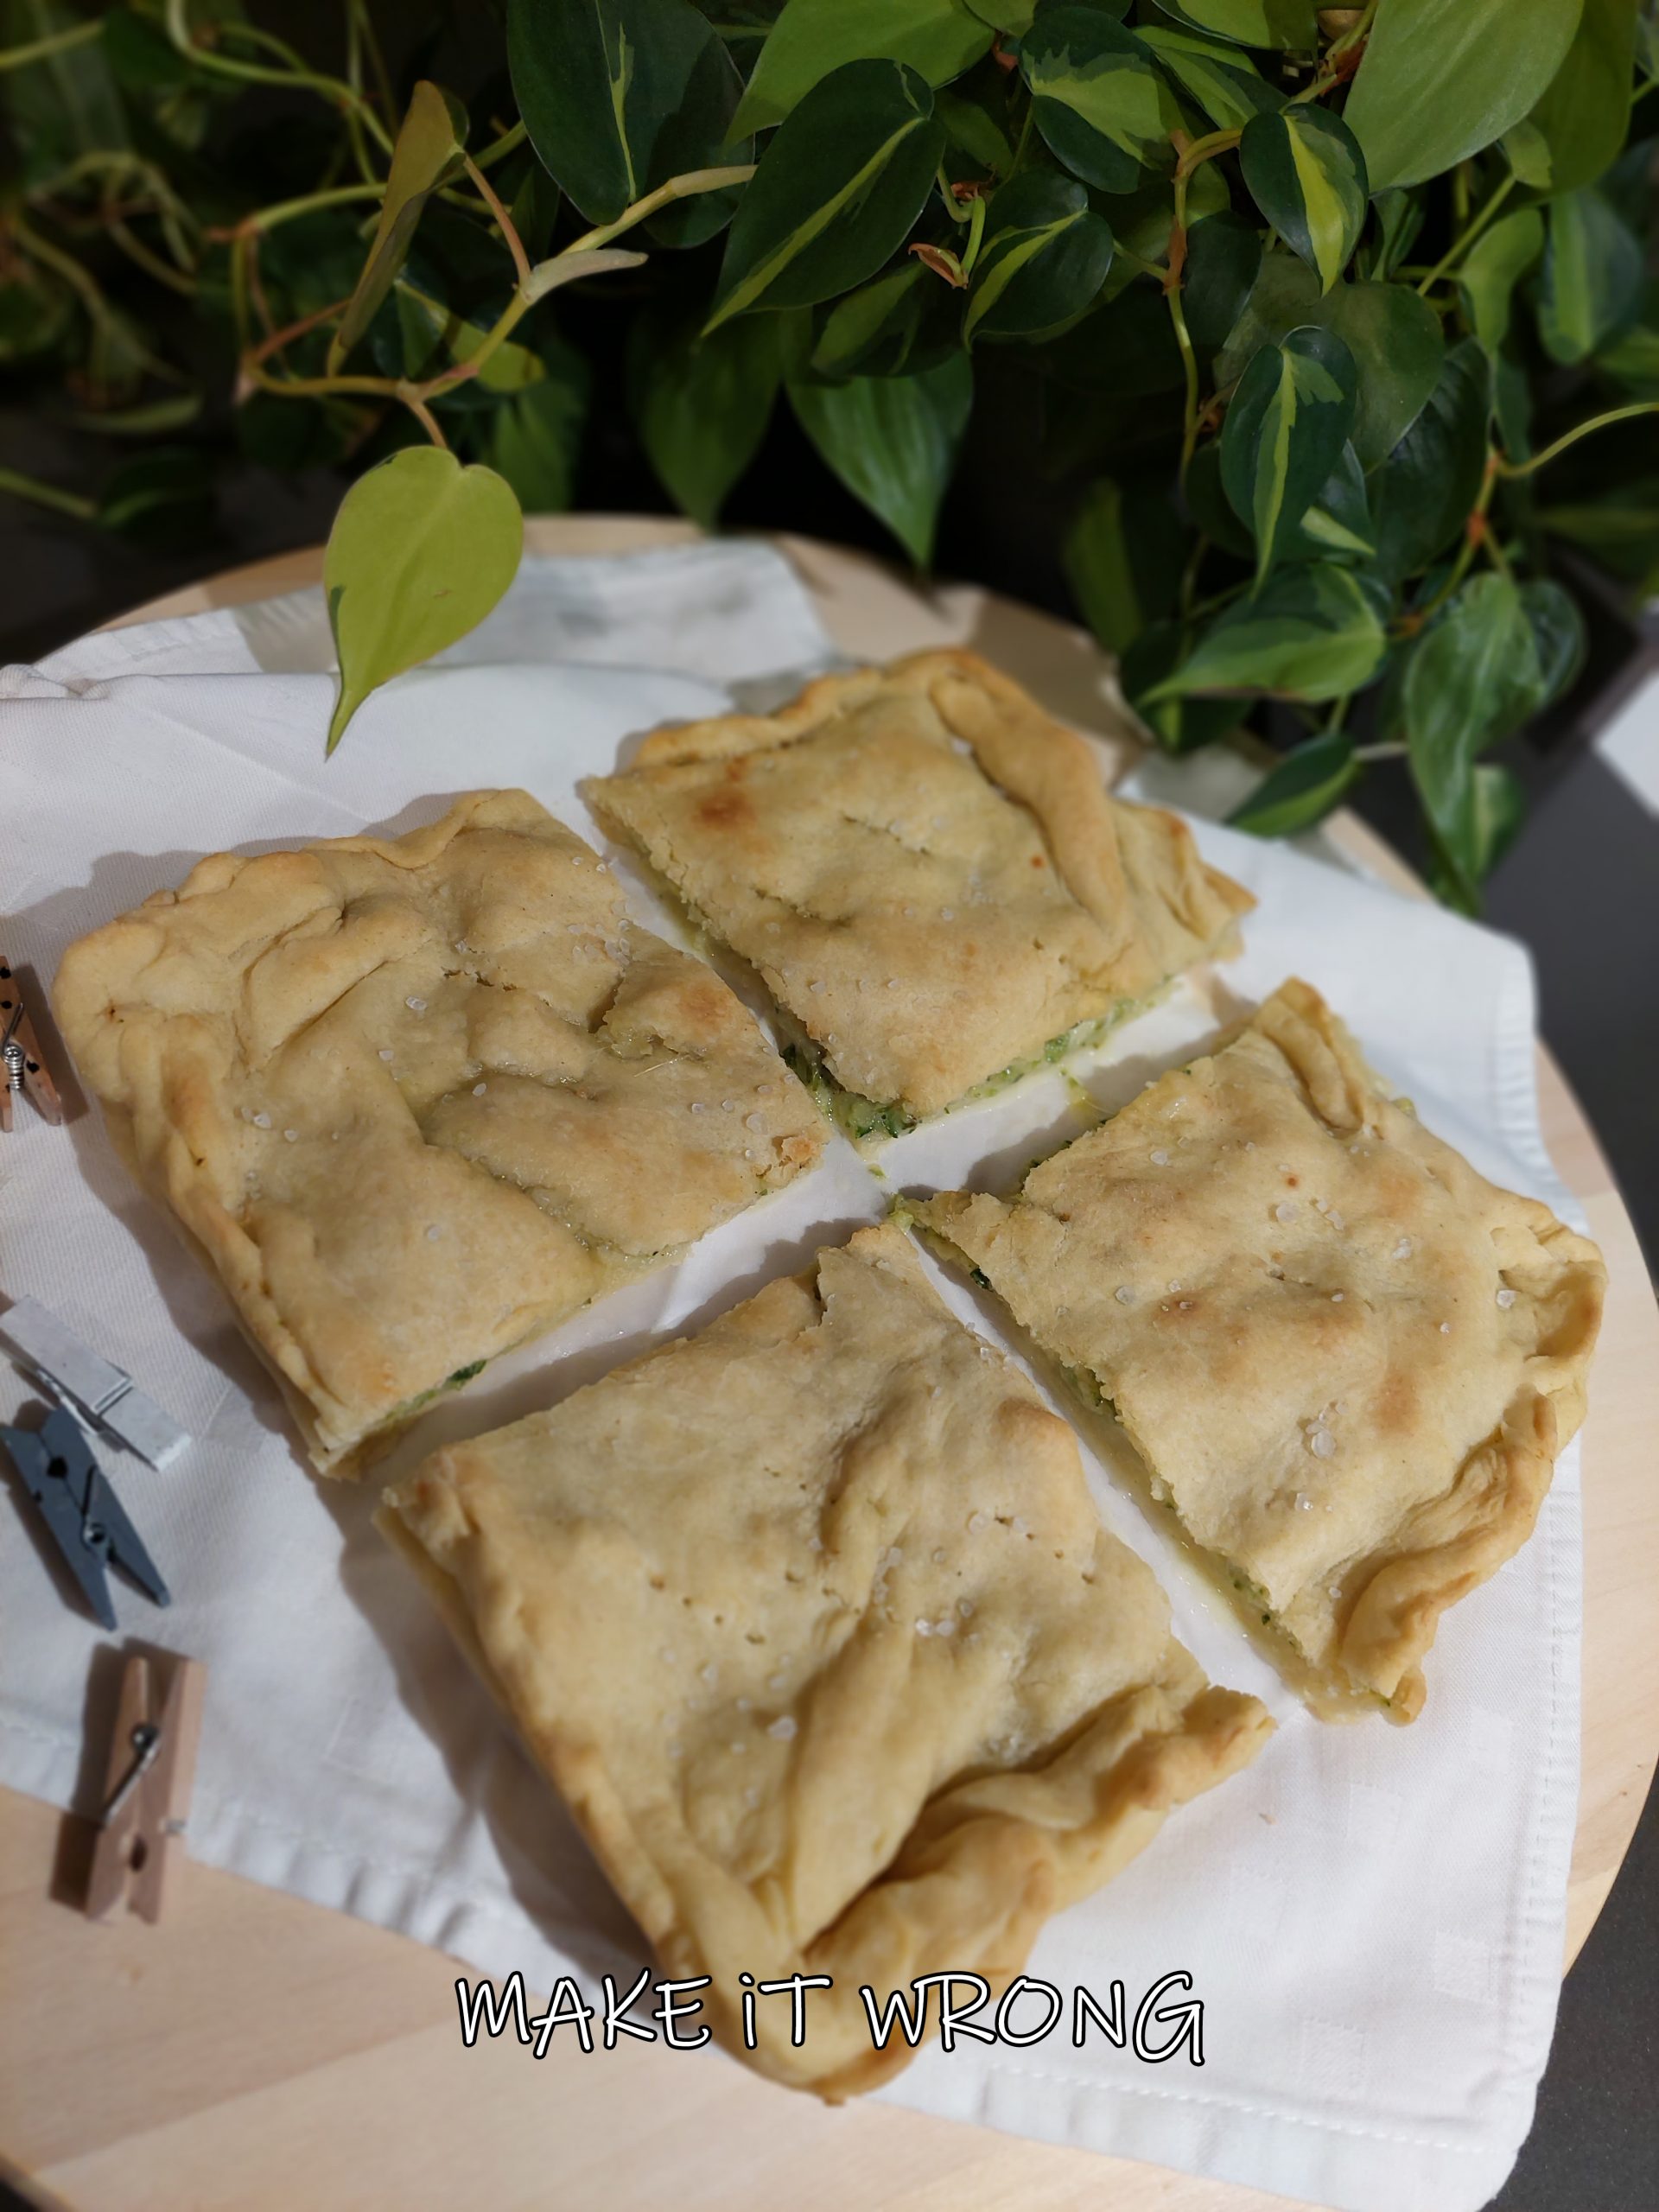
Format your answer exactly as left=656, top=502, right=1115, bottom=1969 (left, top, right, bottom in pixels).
left=1238, top=105, right=1367, bottom=296
left=2, top=0, right=127, bottom=188
left=322, top=448, right=524, bottom=756
left=1018, top=9, right=1184, bottom=194
left=0, top=270, right=71, bottom=364
left=1369, top=338, right=1489, bottom=583
left=1284, top=442, right=1374, bottom=562
left=1525, top=0, right=1637, bottom=195
left=1370, top=188, right=1427, bottom=280
left=1221, top=325, right=1357, bottom=585
left=1095, top=161, right=1230, bottom=265
left=1137, top=24, right=1281, bottom=130
left=1537, top=188, right=1643, bottom=365
left=1389, top=575, right=1544, bottom=885
left=486, top=346, right=591, bottom=512
left=1147, top=567, right=1388, bottom=703
left=1217, top=257, right=1444, bottom=469
left=1344, top=0, right=1584, bottom=192
left=327, top=83, right=467, bottom=375
left=964, top=0, right=1039, bottom=27
left=96, top=448, right=215, bottom=550
left=787, top=353, right=972, bottom=563
left=965, top=171, right=1116, bottom=343
left=936, top=61, right=1019, bottom=173
left=1502, top=117, right=1556, bottom=187
left=707, top=60, right=944, bottom=328
left=812, top=262, right=931, bottom=376
left=734, top=0, right=992, bottom=133
left=1458, top=207, right=1545, bottom=354
left=1062, top=475, right=1185, bottom=653
left=1183, top=212, right=1262, bottom=351
left=1146, top=0, right=1317, bottom=48
left=632, top=311, right=780, bottom=526
left=508, top=0, right=747, bottom=245
left=1229, top=729, right=1358, bottom=836
left=1520, top=576, right=1587, bottom=703
left=1121, top=618, right=1243, bottom=750
left=1185, top=440, right=1255, bottom=556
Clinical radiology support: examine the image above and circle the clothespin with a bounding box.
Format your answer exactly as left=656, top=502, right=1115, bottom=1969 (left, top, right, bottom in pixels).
left=0, top=957, right=61, bottom=1132
left=1, top=1297, right=191, bottom=1469
left=87, top=1650, right=206, bottom=1924
left=0, top=1407, right=171, bottom=1630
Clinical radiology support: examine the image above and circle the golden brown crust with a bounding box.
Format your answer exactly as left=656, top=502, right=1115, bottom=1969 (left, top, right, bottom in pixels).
left=913, top=978, right=1605, bottom=1718
left=588, top=651, right=1252, bottom=1122
left=378, top=1222, right=1272, bottom=2094
left=54, top=791, right=823, bottom=1476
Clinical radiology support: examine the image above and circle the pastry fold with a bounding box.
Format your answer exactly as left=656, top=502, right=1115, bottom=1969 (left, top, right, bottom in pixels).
left=586, top=650, right=1252, bottom=1135
left=54, top=791, right=823, bottom=1475
left=913, top=979, right=1605, bottom=1720
left=378, top=1222, right=1272, bottom=2094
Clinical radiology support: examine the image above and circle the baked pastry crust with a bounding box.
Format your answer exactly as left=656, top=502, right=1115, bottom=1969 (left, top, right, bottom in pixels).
left=913, top=980, right=1605, bottom=1721
left=378, top=1222, right=1272, bottom=2094
left=586, top=650, right=1253, bottom=1130
left=54, top=791, right=823, bottom=1477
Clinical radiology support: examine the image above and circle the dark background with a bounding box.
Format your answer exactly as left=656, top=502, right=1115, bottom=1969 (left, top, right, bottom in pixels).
left=2, top=2, right=1656, bottom=2206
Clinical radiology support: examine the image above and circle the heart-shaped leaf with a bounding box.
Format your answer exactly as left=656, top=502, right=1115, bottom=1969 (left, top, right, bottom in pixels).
left=327, top=82, right=468, bottom=374
left=1121, top=619, right=1245, bottom=752
left=1283, top=442, right=1374, bottom=563
left=812, top=262, right=935, bottom=378
left=1146, top=565, right=1389, bottom=702
left=1239, top=105, right=1368, bottom=296
left=1062, top=475, right=1185, bottom=654
left=508, top=0, right=747, bottom=246
left=1139, top=24, right=1282, bottom=131
left=631, top=309, right=781, bottom=527
left=1344, top=0, right=1583, bottom=192
left=1229, top=728, right=1358, bottom=836
left=1368, top=338, right=1490, bottom=583
left=734, top=0, right=993, bottom=134
left=1182, top=211, right=1263, bottom=352
left=965, top=172, right=1116, bottom=344
left=1222, top=324, right=1357, bottom=585
left=1146, top=0, right=1317, bottom=48
left=1537, top=188, right=1644, bottom=365
left=1458, top=207, right=1544, bottom=355
left=322, top=446, right=524, bottom=755
left=1522, top=0, right=1637, bottom=197
left=707, top=60, right=944, bottom=330
left=1018, top=9, right=1184, bottom=194
left=787, top=353, right=972, bottom=564
left=1520, top=576, right=1588, bottom=704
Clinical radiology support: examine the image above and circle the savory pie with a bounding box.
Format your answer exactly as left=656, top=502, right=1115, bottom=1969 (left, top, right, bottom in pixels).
left=912, top=980, right=1605, bottom=1722
left=586, top=650, right=1253, bottom=1141
left=378, top=1221, right=1273, bottom=2095
left=54, top=791, right=823, bottom=1477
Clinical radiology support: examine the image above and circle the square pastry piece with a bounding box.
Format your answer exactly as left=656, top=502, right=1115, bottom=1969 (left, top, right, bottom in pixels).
left=378, top=1223, right=1272, bottom=2096
left=54, top=791, right=823, bottom=1477
left=586, top=650, right=1252, bottom=1139
left=913, top=980, right=1605, bottom=1722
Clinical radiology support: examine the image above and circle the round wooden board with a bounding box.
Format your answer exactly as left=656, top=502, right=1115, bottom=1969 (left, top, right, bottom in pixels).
left=3, top=518, right=1656, bottom=2212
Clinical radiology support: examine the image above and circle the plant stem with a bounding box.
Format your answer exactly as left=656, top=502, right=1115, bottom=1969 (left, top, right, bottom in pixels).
left=1166, top=163, right=1202, bottom=484
left=474, top=121, right=529, bottom=173
left=163, top=0, right=393, bottom=156
left=563, top=164, right=755, bottom=255
left=1176, top=128, right=1241, bottom=179
left=0, top=466, right=97, bottom=518
left=214, top=182, right=383, bottom=240
left=960, top=194, right=988, bottom=278
left=0, top=17, right=100, bottom=71
left=1326, top=0, right=1378, bottom=55
left=1414, top=171, right=1515, bottom=296
left=1354, top=741, right=1405, bottom=762
left=464, top=155, right=531, bottom=289
left=1496, top=399, right=1659, bottom=478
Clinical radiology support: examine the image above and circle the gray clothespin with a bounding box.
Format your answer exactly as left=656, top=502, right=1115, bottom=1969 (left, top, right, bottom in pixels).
left=1, top=1297, right=189, bottom=1470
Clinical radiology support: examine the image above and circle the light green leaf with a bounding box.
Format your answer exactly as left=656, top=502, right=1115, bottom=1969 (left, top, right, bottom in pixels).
left=1018, top=8, right=1184, bottom=194
left=1146, top=0, right=1318, bottom=48
left=632, top=312, right=781, bottom=527
left=1458, top=207, right=1545, bottom=353
left=788, top=353, right=972, bottom=563
left=1062, top=476, right=1185, bottom=654
left=707, top=60, right=944, bottom=328
left=964, top=0, right=1039, bottom=27
left=965, top=171, right=1116, bottom=344
left=1146, top=566, right=1388, bottom=703
left=1537, top=187, right=1643, bottom=364
left=1238, top=105, right=1368, bottom=295
left=1502, top=117, right=1556, bottom=187
left=1138, top=24, right=1281, bottom=130
left=1221, top=324, right=1357, bottom=584
left=322, top=448, right=524, bottom=756
left=1525, top=0, right=1637, bottom=196
left=1229, top=730, right=1358, bottom=836
left=327, top=82, right=468, bottom=374
left=1344, top=0, right=1584, bottom=192
left=734, top=0, right=992, bottom=133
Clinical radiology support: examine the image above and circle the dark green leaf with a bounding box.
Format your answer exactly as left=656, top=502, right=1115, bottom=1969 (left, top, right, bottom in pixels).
left=632, top=311, right=780, bottom=526
left=486, top=345, right=591, bottom=512
left=1184, top=439, right=1255, bottom=555
left=811, top=262, right=934, bottom=377
left=1147, top=566, right=1388, bottom=702
left=1062, top=475, right=1185, bottom=653
left=1018, top=9, right=1184, bottom=194
left=509, top=0, right=747, bottom=245
left=1229, top=729, right=1358, bottom=836
left=1239, top=105, right=1368, bottom=296
left=1458, top=207, right=1544, bottom=354
left=0, top=270, right=71, bottom=363
left=788, top=354, right=972, bottom=563
left=327, top=82, right=468, bottom=374
left=103, top=6, right=192, bottom=90
left=1221, top=324, right=1357, bottom=584
left=2, top=0, right=127, bottom=187
left=96, top=448, right=215, bottom=550
left=1138, top=24, right=1281, bottom=130
left=1519, top=577, right=1587, bottom=704
left=1146, top=0, right=1317, bottom=48
left=1042, top=279, right=1185, bottom=393
left=1369, top=338, right=1489, bottom=583
left=1282, top=442, right=1374, bottom=563
left=508, top=163, right=563, bottom=261
left=1370, top=188, right=1427, bottom=280
left=65, top=391, right=204, bottom=437
left=965, top=171, right=1116, bottom=343
left=1344, top=0, right=1582, bottom=191
left=707, top=61, right=944, bottom=327
left=1525, top=0, right=1637, bottom=195
left=1093, top=161, right=1230, bottom=264
left=1182, top=212, right=1262, bottom=353
left=322, top=447, right=524, bottom=755
left=1537, top=188, right=1643, bottom=365
left=734, top=0, right=992, bottom=132
left=1121, top=619, right=1243, bottom=750
left=936, top=60, right=1019, bottom=174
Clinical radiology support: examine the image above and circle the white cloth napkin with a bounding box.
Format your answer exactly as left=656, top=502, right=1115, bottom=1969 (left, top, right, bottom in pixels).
left=0, top=543, right=1581, bottom=2212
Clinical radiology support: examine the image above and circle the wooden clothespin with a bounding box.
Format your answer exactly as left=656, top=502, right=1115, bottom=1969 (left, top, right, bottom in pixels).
left=86, top=1650, right=206, bottom=1925
left=0, top=956, right=62, bottom=1133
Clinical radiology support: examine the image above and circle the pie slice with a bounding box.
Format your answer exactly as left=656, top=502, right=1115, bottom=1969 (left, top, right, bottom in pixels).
left=912, top=980, right=1605, bottom=1722
left=378, top=1222, right=1272, bottom=2096
left=54, top=791, right=823, bottom=1477
left=585, top=649, right=1253, bottom=1141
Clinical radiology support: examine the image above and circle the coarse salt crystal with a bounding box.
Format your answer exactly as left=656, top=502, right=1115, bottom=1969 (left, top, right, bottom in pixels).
left=1275, top=1201, right=1298, bottom=1223
left=405, top=996, right=426, bottom=1014
left=1151, top=1149, right=1170, bottom=1166
left=473, top=1082, right=487, bottom=1096
left=1497, top=1286, right=1516, bottom=1309
left=745, top=1112, right=765, bottom=1131
left=1440, top=1320, right=1452, bottom=1335
left=378, top=1048, right=394, bottom=1063
left=767, top=1715, right=797, bottom=1740
left=1395, top=1236, right=1414, bottom=1259
left=252, top=1111, right=272, bottom=1128
left=1115, top=1285, right=1135, bottom=1305
left=1332, top=1291, right=1344, bottom=1303
left=809, top=979, right=826, bottom=995
left=283, top=1128, right=298, bottom=1142
left=1309, top=1428, right=1337, bottom=1459
left=425, top=1224, right=442, bottom=1241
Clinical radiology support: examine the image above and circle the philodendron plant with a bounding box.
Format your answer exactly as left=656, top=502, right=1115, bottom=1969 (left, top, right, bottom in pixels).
left=3, top=1, right=1657, bottom=905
